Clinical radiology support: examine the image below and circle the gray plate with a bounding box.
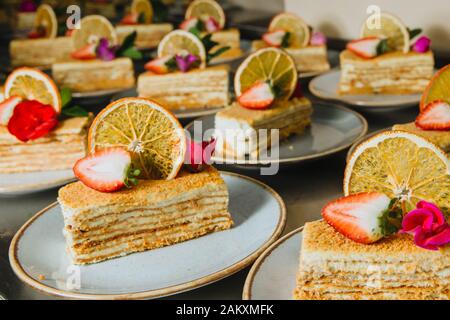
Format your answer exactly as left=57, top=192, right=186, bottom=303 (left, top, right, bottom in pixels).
left=185, top=102, right=368, bottom=167
left=309, top=69, right=422, bottom=109
left=0, top=170, right=75, bottom=196
left=71, top=87, right=133, bottom=99
left=243, top=227, right=303, bottom=300
left=9, top=172, right=286, bottom=299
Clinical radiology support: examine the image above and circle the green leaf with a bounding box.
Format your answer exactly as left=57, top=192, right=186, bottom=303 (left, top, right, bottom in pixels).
left=408, top=28, right=422, bottom=40
left=189, top=26, right=202, bottom=38
left=137, top=12, right=146, bottom=24
left=120, top=47, right=143, bottom=60
left=116, top=31, right=138, bottom=56
left=207, top=46, right=230, bottom=63
left=376, top=38, right=390, bottom=55
left=201, top=33, right=218, bottom=53
left=60, top=87, right=72, bottom=108
left=378, top=198, right=403, bottom=237
left=281, top=32, right=291, bottom=48
left=165, top=57, right=178, bottom=71
left=61, top=105, right=89, bottom=117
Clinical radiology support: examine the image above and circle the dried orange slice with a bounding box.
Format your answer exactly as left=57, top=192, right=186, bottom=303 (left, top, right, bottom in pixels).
left=72, top=15, right=117, bottom=50
left=157, top=30, right=206, bottom=68
left=360, top=12, right=409, bottom=53
left=185, top=0, right=226, bottom=29
left=131, top=0, right=153, bottom=24
left=344, top=130, right=450, bottom=214
left=269, top=13, right=310, bottom=48
left=88, top=98, right=186, bottom=180
left=34, top=4, right=57, bottom=38
left=234, top=47, right=297, bottom=99
left=420, top=64, right=450, bottom=111
left=4, top=67, right=61, bottom=113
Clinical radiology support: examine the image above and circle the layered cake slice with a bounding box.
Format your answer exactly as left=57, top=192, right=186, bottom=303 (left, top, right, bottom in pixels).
left=393, top=122, right=450, bottom=153
left=252, top=13, right=330, bottom=73
left=339, top=12, right=434, bottom=95
left=0, top=116, right=91, bottom=173
left=51, top=15, right=135, bottom=93
left=215, top=47, right=311, bottom=158
left=215, top=98, right=312, bottom=157
left=139, top=30, right=230, bottom=110
left=0, top=67, right=92, bottom=173
left=138, top=65, right=229, bottom=110
left=9, top=4, right=73, bottom=68
left=116, top=0, right=173, bottom=49
left=339, top=51, right=434, bottom=94
left=295, top=220, right=450, bottom=300
left=59, top=165, right=232, bottom=264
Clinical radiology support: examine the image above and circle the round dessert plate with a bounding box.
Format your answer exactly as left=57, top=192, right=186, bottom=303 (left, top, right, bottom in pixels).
left=9, top=171, right=286, bottom=299
left=0, top=170, right=75, bottom=196
left=309, top=69, right=421, bottom=109
left=243, top=227, right=303, bottom=300
left=185, top=102, right=368, bottom=167
left=112, top=88, right=225, bottom=120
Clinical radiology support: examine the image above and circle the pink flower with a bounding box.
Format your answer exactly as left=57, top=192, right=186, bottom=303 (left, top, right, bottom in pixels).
left=412, top=36, right=431, bottom=53
left=310, top=31, right=327, bottom=46
left=185, top=137, right=216, bottom=172
left=402, top=201, right=450, bottom=250
left=175, top=53, right=198, bottom=72
left=19, top=0, right=37, bottom=12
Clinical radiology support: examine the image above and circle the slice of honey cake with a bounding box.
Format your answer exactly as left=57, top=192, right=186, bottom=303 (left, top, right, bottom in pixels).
left=58, top=166, right=232, bottom=265
left=295, top=220, right=450, bottom=300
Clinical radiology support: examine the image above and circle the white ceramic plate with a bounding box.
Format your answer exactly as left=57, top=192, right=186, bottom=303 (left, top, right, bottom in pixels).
left=9, top=171, right=286, bottom=299
left=0, top=170, right=75, bottom=196
left=309, top=69, right=422, bottom=109
left=71, top=87, right=133, bottom=99
left=243, top=227, right=303, bottom=300
left=185, top=102, right=368, bottom=167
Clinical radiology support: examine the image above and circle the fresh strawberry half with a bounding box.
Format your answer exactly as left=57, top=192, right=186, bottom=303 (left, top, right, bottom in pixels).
left=120, top=13, right=138, bottom=25
left=322, top=192, right=399, bottom=244
left=0, top=96, right=22, bottom=125
left=262, top=30, right=287, bottom=47
left=204, top=16, right=220, bottom=33
left=347, top=36, right=381, bottom=59
left=144, top=55, right=173, bottom=74
left=71, top=43, right=97, bottom=60
left=73, top=148, right=140, bottom=193
left=415, top=100, right=450, bottom=131
left=238, top=82, right=275, bottom=110
left=180, top=18, right=199, bottom=31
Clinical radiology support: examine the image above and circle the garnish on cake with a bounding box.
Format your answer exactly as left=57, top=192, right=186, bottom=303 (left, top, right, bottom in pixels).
left=348, top=12, right=431, bottom=59
left=180, top=0, right=226, bottom=34
left=261, top=13, right=327, bottom=49
left=185, top=137, right=216, bottom=172
left=73, top=148, right=140, bottom=192
left=27, top=4, right=56, bottom=39
left=234, top=48, right=298, bottom=110
left=120, top=0, right=154, bottom=25
left=0, top=68, right=88, bottom=142
left=71, top=31, right=142, bottom=61
left=144, top=28, right=229, bottom=74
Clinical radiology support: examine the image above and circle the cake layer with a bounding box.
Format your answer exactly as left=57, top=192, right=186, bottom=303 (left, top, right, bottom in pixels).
left=10, top=37, right=73, bottom=67
left=0, top=116, right=90, bottom=173
left=339, top=50, right=434, bottom=95
left=393, top=123, right=450, bottom=153
left=295, top=220, right=450, bottom=300
left=252, top=41, right=330, bottom=72
left=52, top=57, right=135, bottom=92
left=116, top=23, right=173, bottom=49
left=215, top=98, right=312, bottom=157
left=69, top=218, right=232, bottom=264
left=137, top=65, right=229, bottom=109
left=58, top=166, right=233, bottom=264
